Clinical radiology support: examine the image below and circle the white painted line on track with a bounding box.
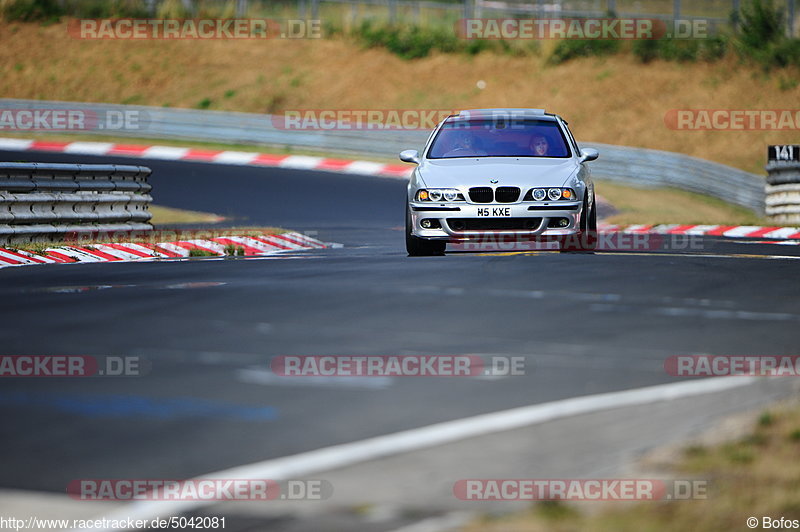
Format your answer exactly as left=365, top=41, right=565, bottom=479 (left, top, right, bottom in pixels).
left=70, top=375, right=757, bottom=532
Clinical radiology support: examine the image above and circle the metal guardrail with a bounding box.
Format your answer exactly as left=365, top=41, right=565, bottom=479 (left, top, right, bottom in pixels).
left=0, top=163, right=153, bottom=243
left=0, top=99, right=766, bottom=214
left=586, top=142, right=766, bottom=214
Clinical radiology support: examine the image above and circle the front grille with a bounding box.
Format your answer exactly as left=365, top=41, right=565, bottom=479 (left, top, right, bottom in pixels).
left=495, top=187, right=520, bottom=203
left=447, top=218, right=542, bottom=231
left=468, top=187, right=493, bottom=203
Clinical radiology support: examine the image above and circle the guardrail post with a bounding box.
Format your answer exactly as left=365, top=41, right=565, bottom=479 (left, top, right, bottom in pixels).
left=181, top=0, right=195, bottom=16
left=789, top=0, right=796, bottom=37
left=236, top=0, right=248, bottom=17
left=311, top=0, right=320, bottom=22
left=765, top=146, right=800, bottom=224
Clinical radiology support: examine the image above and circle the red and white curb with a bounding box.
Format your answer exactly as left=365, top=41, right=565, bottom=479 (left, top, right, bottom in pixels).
left=0, top=138, right=413, bottom=179
left=0, top=232, right=329, bottom=269
left=599, top=223, right=800, bottom=242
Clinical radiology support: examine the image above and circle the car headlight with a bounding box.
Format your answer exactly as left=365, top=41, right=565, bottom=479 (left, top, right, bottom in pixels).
left=527, top=188, right=576, bottom=201
left=415, top=189, right=465, bottom=202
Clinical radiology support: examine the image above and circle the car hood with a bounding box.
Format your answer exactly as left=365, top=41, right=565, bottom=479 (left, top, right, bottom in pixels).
left=417, top=157, right=578, bottom=189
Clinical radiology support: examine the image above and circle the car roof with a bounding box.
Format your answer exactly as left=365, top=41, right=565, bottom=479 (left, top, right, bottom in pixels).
left=447, top=108, right=563, bottom=122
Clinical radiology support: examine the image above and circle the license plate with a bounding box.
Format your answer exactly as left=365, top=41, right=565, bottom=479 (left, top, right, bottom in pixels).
left=477, top=207, right=511, bottom=217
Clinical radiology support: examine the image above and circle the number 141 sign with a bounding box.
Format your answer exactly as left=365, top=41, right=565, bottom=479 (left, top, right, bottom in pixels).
left=769, top=145, right=800, bottom=162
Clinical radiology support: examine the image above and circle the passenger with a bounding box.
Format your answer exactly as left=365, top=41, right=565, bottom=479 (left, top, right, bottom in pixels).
left=529, top=135, right=549, bottom=156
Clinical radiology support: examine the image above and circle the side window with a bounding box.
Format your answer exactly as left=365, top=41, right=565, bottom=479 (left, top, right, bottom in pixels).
left=562, top=122, right=581, bottom=157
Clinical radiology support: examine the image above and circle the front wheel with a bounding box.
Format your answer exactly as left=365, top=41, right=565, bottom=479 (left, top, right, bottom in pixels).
left=406, top=206, right=446, bottom=256
left=560, top=193, right=597, bottom=252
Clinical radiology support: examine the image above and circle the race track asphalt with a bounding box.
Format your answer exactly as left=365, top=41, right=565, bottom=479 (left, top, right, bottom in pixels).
left=1, top=150, right=799, bottom=497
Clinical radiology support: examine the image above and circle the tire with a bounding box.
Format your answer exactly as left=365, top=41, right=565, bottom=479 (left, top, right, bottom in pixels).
left=406, top=205, right=446, bottom=256
left=560, top=192, right=597, bottom=252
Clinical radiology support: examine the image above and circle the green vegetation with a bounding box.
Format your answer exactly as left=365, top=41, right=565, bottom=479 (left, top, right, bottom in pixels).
left=187, top=247, right=217, bottom=257
left=350, top=20, right=539, bottom=60
left=632, top=35, right=729, bottom=63
left=195, top=97, right=213, bottom=110
left=0, top=0, right=149, bottom=20
left=341, top=0, right=800, bottom=67
left=2, top=0, right=796, bottom=68
left=630, top=0, right=798, bottom=68
left=735, top=0, right=800, bottom=67
left=223, top=243, right=245, bottom=256
left=548, top=38, right=620, bottom=65
left=1, top=0, right=63, bottom=22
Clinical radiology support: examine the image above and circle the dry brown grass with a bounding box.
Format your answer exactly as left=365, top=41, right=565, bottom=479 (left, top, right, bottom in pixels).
left=460, top=401, right=800, bottom=532
left=1, top=20, right=798, bottom=174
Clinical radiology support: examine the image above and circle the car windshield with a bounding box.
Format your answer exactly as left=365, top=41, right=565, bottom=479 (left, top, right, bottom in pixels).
left=427, top=118, right=571, bottom=159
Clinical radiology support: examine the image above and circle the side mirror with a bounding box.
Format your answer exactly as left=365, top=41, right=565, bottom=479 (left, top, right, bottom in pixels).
left=579, top=148, right=599, bottom=163
left=399, top=149, right=421, bottom=164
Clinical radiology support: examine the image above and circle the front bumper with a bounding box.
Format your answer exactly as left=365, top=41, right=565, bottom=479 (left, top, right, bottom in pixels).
left=410, top=201, right=583, bottom=241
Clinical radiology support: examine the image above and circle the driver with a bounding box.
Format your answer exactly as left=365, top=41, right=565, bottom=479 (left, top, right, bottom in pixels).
left=444, top=131, right=486, bottom=157
left=529, top=135, right=549, bottom=156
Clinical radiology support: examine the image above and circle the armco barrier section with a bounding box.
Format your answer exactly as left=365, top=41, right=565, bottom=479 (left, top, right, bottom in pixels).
left=0, top=162, right=152, bottom=243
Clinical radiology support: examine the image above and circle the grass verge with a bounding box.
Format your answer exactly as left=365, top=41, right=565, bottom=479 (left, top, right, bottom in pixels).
left=597, top=181, right=768, bottom=226
left=149, top=205, right=225, bottom=225
left=462, top=399, right=800, bottom=532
